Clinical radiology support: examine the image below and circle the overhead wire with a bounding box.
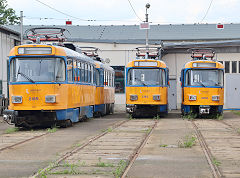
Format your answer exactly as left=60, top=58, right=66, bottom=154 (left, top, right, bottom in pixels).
left=35, top=0, right=94, bottom=21
left=127, top=0, right=143, bottom=22
left=200, top=0, right=214, bottom=23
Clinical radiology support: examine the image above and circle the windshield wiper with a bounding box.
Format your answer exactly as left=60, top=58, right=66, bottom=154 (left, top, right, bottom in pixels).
left=198, top=82, right=206, bottom=87
left=16, top=66, right=35, bottom=83
left=135, top=78, right=146, bottom=86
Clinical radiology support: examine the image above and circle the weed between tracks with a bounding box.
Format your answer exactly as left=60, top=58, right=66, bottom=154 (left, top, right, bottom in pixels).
left=213, top=157, right=221, bottom=166
left=113, top=160, right=127, bottom=178
left=4, top=127, right=19, bottom=134
left=101, top=127, right=113, bottom=133
left=47, top=127, right=57, bottom=133
left=96, top=157, right=114, bottom=167
left=178, top=134, right=196, bottom=148
left=182, top=112, right=197, bottom=120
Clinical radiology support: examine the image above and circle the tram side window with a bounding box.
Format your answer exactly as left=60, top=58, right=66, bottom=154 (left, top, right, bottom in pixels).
left=84, top=63, right=88, bottom=82
left=225, top=61, right=230, bottom=73
left=81, top=62, right=84, bottom=82
left=67, top=59, right=73, bottom=82
left=73, top=60, right=77, bottom=81
left=88, top=65, right=91, bottom=83
left=77, top=61, right=81, bottom=81
left=95, top=69, right=100, bottom=85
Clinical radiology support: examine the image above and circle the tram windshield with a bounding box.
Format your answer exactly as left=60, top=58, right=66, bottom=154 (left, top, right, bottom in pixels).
left=127, top=68, right=166, bottom=86
left=10, top=58, right=66, bottom=82
left=185, top=69, right=223, bottom=87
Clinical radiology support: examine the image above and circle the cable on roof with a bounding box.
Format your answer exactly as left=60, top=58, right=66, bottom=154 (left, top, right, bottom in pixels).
left=127, top=0, right=143, bottom=22
left=200, top=0, right=214, bottom=23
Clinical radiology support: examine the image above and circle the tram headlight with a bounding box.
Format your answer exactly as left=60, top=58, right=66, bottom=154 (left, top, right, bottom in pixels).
left=153, top=95, right=161, bottom=101
left=212, top=95, right=220, bottom=101
left=45, top=95, right=56, bottom=103
left=130, top=94, right=138, bottom=101
left=12, top=96, right=22, bottom=104
left=189, top=95, right=197, bottom=101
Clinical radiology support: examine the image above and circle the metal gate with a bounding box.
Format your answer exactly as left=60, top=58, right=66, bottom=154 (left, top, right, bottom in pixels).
left=225, top=74, right=240, bottom=109
left=168, top=79, right=177, bottom=110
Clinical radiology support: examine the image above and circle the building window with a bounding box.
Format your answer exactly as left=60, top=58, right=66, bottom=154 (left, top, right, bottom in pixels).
left=0, top=80, right=2, bottom=94
left=112, top=66, right=125, bottom=93
left=232, top=61, right=237, bottom=73
left=239, top=61, right=240, bottom=73
left=225, top=61, right=230, bottom=73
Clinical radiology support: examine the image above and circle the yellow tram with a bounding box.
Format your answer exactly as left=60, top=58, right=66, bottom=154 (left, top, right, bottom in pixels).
left=3, top=43, right=114, bottom=127
left=180, top=49, right=224, bottom=117
left=126, top=48, right=169, bottom=117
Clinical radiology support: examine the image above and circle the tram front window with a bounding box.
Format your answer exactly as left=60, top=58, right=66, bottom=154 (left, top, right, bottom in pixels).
left=127, top=68, right=166, bottom=86
left=185, top=69, right=223, bottom=87
left=10, top=58, right=66, bottom=82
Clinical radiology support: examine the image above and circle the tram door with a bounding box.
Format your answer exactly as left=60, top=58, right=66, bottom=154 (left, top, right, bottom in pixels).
left=225, top=74, right=240, bottom=109
left=168, top=79, right=177, bottom=110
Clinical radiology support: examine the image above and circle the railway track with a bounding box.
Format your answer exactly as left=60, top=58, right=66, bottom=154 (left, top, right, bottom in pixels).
left=192, top=119, right=240, bottom=178
left=34, top=119, right=158, bottom=178
left=0, top=130, right=49, bottom=152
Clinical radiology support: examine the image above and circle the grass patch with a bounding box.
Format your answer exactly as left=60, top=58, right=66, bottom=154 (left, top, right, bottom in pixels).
left=113, top=160, right=127, bottom=178
left=213, top=157, right=221, bottom=166
left=237, top=128, right=240, bottom=134
left=96, top=157, right=114, bottom=167
left=182, top=111, right=197, bottom=120
left=159, top=144, right=168, bottom=147
left=153, top=115, right=160, bottom=120
left=72, top=143, right=82, bottom=148
left=5, top=127, right=19, bottom=134
left=178, top=135, right=196, bottom=148
left=37, top=162, right=57, bottom=178
left=47, top=127, right=57, bottom=133
left=232, top=110, right=240, bottom=117
left=101, top=127, right=113, bottom=133
left=129, top=114, right=133, bottom=120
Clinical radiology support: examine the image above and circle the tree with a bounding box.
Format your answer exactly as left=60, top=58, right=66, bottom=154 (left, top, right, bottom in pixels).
left=0, top=0, right=20, bottom=25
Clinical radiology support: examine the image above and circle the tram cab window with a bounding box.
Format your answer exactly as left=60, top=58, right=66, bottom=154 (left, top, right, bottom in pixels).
left=95, top=68, right=100, bottom=85
left=127, top=68, right=166, bottom=86
left=77, top=61, right=81, bottom=81
left=10, top=57, right=66, bottom=82
left=185, top=69, right=223, bottom=87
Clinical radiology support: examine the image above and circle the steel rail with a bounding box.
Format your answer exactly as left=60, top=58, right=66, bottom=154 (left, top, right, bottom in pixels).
left=121, top=120, right=158, bottom=178
left=32, top=119, right=128, bottom=178
left=218, top=120, right=240, bottom=135
left=191, top=121, right=223, bottom=178
left=0, top=132, right=49, bottom=152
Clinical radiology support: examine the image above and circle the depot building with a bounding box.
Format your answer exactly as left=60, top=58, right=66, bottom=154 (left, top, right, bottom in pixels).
left=4, top=23, right=240, bottom=111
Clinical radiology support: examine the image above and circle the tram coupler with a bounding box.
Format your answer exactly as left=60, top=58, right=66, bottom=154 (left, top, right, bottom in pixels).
left=126, top=104, right=136, bottom=114
left=199, top=105, right=210, bottom=114
left=2, top=110, right=18, bottom=125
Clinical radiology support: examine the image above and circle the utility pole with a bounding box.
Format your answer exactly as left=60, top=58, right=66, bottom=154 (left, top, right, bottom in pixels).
left=20, top=11, right=23, bottom=44
left=145, top=3, right=150, bottom=59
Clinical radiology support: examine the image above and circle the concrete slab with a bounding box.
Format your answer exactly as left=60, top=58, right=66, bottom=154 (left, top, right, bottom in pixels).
left=127, top=117, right=212, bottom=178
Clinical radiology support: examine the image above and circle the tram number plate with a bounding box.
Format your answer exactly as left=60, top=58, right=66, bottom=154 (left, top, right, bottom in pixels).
left=142, top=95, right=148, bottom=98
left=29, top=97, right=39, bottom=101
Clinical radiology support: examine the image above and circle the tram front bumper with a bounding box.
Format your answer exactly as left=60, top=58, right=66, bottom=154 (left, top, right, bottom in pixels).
left=126, top=104, right=136, bottom=113
left=199, top=105, right=210, bottom=114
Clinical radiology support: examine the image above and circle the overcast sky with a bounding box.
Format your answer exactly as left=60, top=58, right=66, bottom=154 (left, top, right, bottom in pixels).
left=7, top=0, right=240, bottom=25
